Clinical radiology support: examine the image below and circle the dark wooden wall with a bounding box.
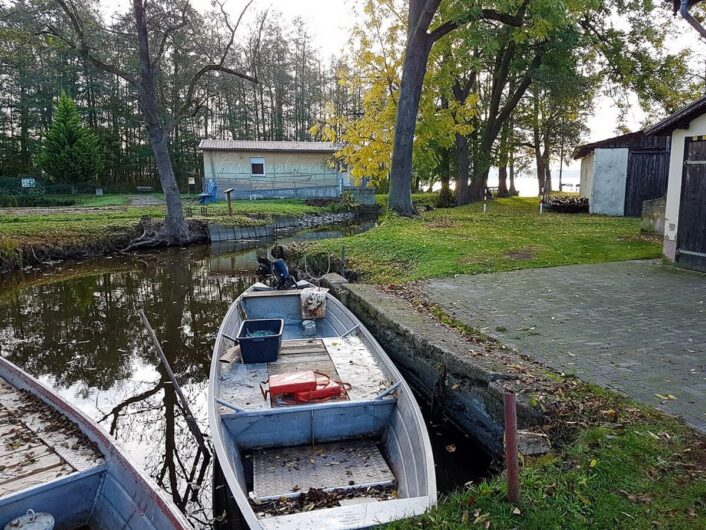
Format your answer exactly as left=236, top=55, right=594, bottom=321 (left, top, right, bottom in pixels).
left=624, top=146, right=670, bottom=216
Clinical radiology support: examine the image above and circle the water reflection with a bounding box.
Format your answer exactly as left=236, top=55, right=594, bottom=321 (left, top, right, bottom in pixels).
left=0, top=244, right=258, bottom=527
left=0, top=222, right=374, bottom=527
left=0, top=218, right=490, bottom=527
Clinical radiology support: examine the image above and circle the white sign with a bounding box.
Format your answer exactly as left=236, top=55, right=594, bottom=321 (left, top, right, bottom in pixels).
left=188, top=177, right=196, bottom=185
left=21, top=178, right=36, bottom=188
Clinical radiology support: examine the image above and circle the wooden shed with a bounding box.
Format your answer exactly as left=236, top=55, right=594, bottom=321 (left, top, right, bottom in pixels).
left=645, top=96, right=706, bottom=272
left=198, top=140, right=349, bottom=200
left=572, top=131, right=670, bottom=216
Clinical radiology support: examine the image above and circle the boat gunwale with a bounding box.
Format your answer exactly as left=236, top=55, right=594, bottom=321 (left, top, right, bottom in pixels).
left=0, top=356, right=191, bottom=529
left=218, top=394, right=397, bottom=419
left=208, top=283, right=437, bottom=529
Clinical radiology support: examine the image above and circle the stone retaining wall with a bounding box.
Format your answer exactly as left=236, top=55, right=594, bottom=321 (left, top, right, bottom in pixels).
left=322, top=274, right=544, bottom=456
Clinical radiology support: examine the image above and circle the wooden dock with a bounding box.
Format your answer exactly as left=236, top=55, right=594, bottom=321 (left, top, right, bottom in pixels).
left=0, top=377, right=103, bottom=498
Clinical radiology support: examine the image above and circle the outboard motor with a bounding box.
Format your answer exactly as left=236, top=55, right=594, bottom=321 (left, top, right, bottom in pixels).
left=272, top=259, right=297, bottom=290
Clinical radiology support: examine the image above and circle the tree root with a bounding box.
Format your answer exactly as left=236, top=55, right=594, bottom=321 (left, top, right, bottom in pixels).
left=120, top=218, right=208, bottom=252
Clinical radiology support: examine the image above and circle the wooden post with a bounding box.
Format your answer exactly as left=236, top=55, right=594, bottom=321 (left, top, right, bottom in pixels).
left=225, top=187, right=234, bottom=216
left=504, top=391, right=520, bottom=503
left=139, top=310, right=210, bottom=456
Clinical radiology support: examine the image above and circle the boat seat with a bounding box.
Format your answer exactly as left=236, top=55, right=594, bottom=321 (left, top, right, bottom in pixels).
left=223, top=399, right=396, bottom=450
left=251, top=439, right=395, bottom=502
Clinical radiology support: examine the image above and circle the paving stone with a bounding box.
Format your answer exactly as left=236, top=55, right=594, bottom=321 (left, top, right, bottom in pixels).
left=424, top=260, right=706, bottom=432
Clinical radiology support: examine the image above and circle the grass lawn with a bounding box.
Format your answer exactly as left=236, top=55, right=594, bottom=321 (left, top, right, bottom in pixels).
left=387, top=385, right=705, bottom=530
left=313, top=197, right=662, bottom=283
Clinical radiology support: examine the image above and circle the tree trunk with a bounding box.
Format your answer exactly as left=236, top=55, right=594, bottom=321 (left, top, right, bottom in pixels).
left=133, top=0, right=187, bottom=243
left=388, top=2, right=433, bottom=216
left=498, top=166, right=508, bottom=197
left=455, top=132, right=470, bottom=206
left=497, top=124, right=510, bottom=197
left=509, top=148, right=517, bottom=196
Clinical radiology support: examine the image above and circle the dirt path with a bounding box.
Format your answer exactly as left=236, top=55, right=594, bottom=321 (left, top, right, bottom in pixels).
left=0, top=205, right=128, bottom=216
left=128, top=194, right=165, bottom=206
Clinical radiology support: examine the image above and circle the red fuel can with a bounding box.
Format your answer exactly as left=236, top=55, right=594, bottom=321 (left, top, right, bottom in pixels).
left=260, top=370, right=317, bottom=399
left=293, top=374, right=351, bottom=402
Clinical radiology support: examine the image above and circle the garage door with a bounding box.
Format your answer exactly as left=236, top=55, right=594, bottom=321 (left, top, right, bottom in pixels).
left=677, top=137, right=706, bottom=272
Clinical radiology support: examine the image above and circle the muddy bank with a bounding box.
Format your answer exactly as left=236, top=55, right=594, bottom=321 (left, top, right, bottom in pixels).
left=0, top=211, right=360, bottom=273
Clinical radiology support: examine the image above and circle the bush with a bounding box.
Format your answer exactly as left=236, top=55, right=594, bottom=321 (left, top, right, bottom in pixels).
left=0, top=194, right=76, bottom=207
left=544, top=195, right=589, bottom=213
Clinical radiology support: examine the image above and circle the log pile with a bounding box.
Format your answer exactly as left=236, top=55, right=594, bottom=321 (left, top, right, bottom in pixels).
left=544, top=195, right=589, bottom=213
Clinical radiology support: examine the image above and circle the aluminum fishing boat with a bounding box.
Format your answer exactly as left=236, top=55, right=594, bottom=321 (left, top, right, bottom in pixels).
left=208, top=281, right=436, bottom=529
left=0, top=355, right=190, bottom=529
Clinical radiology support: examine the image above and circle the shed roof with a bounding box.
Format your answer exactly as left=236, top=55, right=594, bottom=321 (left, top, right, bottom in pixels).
left=198, top=140, right=340, bottom=153
left=644, top=96, right=706, bottom=136
left=572, top=131, right=647, bottom=160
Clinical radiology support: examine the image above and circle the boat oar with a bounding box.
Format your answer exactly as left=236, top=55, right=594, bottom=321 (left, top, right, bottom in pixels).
left=139, top=309, right=210, bottom=458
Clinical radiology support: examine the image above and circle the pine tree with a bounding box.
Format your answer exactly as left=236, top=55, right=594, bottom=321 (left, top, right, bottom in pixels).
left=39, top=92, right=101, bottom=193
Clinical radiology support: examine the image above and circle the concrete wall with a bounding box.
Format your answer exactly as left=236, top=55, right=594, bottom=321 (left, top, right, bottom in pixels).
left=590, top=148, right=628, bottom=216
left=201, top=150, right=350, bottom=200
left=640, top=196, right=666, bottom=234
left=663, top=112, right=706, bottom=261
left=579, top=152, right=594, bottom=197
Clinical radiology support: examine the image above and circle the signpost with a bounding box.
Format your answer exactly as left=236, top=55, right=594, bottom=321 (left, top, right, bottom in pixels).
left=224, top=187, right=235, bottom=216
left=188, top=176, right=196, bottom=198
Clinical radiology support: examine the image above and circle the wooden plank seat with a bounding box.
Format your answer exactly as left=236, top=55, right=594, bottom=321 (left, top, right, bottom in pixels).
left=0, top=378, right=103, bottom=498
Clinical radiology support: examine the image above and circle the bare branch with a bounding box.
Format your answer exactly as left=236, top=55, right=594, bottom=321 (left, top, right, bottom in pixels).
left=153, top=1, right=191, bottom=67
left=429, top=8, right=523, bottom=43
left=52, top=0, right=136, bottom=84
left=180, top=0, right=258, bottom=116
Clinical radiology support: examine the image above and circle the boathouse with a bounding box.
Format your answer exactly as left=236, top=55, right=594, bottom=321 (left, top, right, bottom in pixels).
left=572, top=131, right=670, bottom=217
left=198, top=140, right=350, bottom=200
left=645, top=96, right=706, bottom=272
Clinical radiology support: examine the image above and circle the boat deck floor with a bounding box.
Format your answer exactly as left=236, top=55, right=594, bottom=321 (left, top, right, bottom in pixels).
left=0, top=377, right=104, bottom=498
left=251, top=439, right=395, bottom=502
left=218, top=336, right=391, bottom=413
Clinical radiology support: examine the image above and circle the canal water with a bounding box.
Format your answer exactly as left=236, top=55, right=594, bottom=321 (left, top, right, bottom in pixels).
left=0, top=222, right=490, bottom=527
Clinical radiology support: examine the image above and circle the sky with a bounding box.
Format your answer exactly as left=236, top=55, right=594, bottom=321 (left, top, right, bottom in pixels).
left=123, top=1, right=706, bottom=179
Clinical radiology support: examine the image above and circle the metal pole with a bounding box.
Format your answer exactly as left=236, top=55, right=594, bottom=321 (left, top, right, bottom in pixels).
left=139, top=310, right=210, bottom=454
left=504, top=391, right=520, bottom=503
left=483, top=187, right=488, bottom=213
left=340, top=245, right=347, bottom=276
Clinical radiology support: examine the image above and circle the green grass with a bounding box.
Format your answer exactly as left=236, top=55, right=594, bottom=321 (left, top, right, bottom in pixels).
left=386, top=388, right=705, bottom=529
left=313, top=197, right=661, bottom=282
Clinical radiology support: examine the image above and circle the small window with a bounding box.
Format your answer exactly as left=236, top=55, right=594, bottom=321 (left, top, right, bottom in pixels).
left=250, top=157, right=265, bottom=176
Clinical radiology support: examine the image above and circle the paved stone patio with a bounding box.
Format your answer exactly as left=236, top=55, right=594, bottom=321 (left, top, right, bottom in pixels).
left=424, top=260, right=706, bottom=432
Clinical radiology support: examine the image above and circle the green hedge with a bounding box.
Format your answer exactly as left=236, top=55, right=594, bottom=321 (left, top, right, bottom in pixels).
left=0, top=194, right=76, bottom=207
